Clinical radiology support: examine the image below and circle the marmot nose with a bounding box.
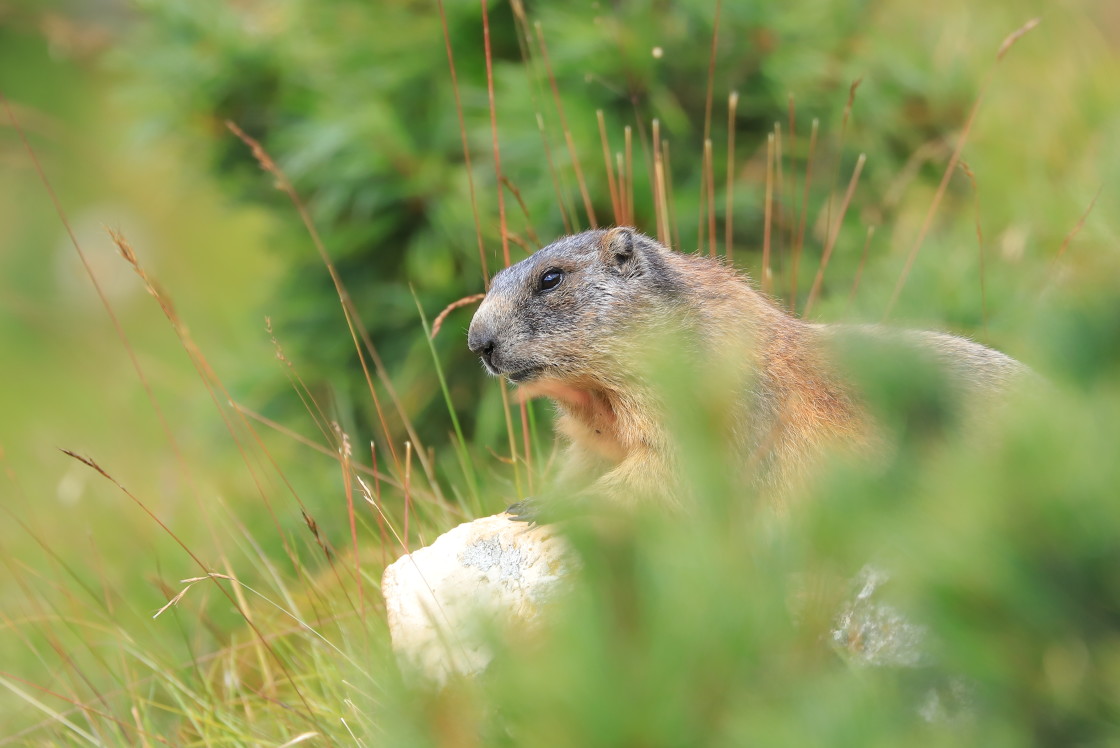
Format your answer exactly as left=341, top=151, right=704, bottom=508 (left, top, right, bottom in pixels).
left=468, top=330, right=497, bottom=368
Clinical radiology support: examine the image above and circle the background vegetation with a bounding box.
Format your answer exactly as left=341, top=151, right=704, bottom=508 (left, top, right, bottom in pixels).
left=0, top=0, right=1117, bottom=743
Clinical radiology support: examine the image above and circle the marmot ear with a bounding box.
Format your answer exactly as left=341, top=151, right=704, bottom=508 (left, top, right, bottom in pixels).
left=600, top=226, right=640, bottom=274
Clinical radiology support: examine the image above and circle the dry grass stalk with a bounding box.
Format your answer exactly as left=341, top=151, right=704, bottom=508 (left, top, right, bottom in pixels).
left=403, top=441, right=413, bottom=553
left=356, top=474, right=409, bottom=558
left=520, top=400, right=534, bottom=494
left=510, top=4, right=580, bottom=235
left=958, top=161, right=988, bottom=330
left=773, top=122, right=785, bottom=273
left=652, top=119, right=670, bottom=245
left=804, top=153, right=867, bottom=317
left=371, top=443, right=388, bottom=569
left=499, top=378, right=523, bottom=497
left=502, top=176, right=541, bottom=246
left=225, top=121, right=405, bottom=471
left=884, top=17, right=1041, bottom=319
left=792, top=119, right=819, bottom=311
left=616, top=152, right=627, bottom=225
left=762, top=132, right=775, bottom=294
left=704, top=138, right=717, bottom=257
left=662, top=138, right=680, bottom=250
left=1053, top=186, right=1103, bottom=266
left=625, top=125, right=635, bottom=226
left=336, top=428, right=365, bottom=623
left=431, top=293, right=487, bottom=340
left=535, top=21, right=597, bottom=228
left=222, top=554, right=275, bottom=692
left=267, top=318, right=331, bottom=440
left=536, top=113, right=575, bottom=234
left=481, top=0, right=510, bottom=268
left=230, top=403, right=406, bottom=491
left=786, top=94, right=798, bottom=261
left=121, top=228, right=440, bottom=665
left=597, top=110, right=622, bottom=223
left=725, top=91, right=739, bottom=262
left=824, top=78, right=863, bottom=248
left=701, top=0, right=723, bottom=145
left=505, top=230, right=532, bottom=254
left=847, top=225, right=877, bottom=306
left=698, top=138, right=708, bottom=250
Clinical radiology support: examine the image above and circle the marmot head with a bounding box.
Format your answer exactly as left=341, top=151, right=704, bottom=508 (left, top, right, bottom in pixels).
left=467, top=227, right=684, bottom=386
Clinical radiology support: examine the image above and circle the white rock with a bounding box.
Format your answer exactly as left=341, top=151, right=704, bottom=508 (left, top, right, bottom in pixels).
left=381, top=513, right=573, bottom=682
left=831, top=565, right=928, bottom=668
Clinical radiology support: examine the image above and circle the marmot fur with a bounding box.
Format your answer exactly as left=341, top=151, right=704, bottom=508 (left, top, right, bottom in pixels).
left=467, top=227, right=1024, bottom=509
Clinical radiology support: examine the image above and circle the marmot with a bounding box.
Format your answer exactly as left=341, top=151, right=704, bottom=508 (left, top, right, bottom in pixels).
left=467, top=227, right=1024, bottom=510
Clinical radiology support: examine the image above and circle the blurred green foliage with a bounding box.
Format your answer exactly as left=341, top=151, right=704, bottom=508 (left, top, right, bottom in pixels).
left=118, top=0, right=935, bottom=450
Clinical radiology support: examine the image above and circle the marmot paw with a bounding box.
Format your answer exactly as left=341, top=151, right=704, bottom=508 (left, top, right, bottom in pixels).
left=504, top=497, right=543, bottom=524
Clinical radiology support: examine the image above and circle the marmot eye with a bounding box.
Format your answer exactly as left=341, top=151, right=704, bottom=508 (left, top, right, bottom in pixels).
left=539, top=268, right=564, bottom=292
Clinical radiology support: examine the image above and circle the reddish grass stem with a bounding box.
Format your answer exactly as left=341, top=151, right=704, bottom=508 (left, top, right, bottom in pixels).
left=481, top=0, right=510, bottom=268
left=435, top=0, right=488, bottom=285
left=702, top=0, right=723, bottom=145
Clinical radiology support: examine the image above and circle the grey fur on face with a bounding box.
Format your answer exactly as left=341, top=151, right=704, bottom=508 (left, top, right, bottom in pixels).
left=467, top=229, right=684, bottom=384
